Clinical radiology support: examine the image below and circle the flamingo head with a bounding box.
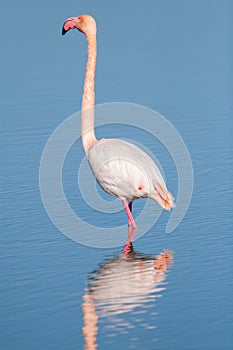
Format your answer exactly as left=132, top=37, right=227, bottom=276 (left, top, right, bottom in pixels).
left=62, top=14, right=96, bottom=36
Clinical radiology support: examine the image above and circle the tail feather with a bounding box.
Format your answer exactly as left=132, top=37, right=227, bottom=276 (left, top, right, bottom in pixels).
left=153, top=181, right=175, bottom=210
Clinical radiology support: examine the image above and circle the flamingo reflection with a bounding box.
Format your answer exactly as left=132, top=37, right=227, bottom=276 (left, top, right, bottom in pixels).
left=82, top=246, right=173, bottom=349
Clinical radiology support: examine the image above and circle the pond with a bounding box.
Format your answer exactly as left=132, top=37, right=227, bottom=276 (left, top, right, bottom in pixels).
left=0, top=1, right=232, bottom=349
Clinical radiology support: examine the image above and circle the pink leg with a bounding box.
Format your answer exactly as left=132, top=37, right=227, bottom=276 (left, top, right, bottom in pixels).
left=128, top=227, right=137, bottom=242
left=121, top=199, right=137, bottom=229
left=123, top=241, right=133, bottom=255
left=128, top=202, right=132, bottom=226
left=121, top=199, right=137, bottom=243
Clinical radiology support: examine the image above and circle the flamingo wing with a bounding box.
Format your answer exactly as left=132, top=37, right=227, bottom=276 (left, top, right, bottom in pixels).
left=87, top=139, right=174, bottom=209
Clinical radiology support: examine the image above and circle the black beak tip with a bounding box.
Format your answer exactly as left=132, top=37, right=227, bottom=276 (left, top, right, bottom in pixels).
left=62, top=26, right=67, bottom=35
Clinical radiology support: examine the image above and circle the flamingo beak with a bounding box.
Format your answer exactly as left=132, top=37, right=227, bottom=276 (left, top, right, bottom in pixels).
left=62, top=17, right=78, bottom=35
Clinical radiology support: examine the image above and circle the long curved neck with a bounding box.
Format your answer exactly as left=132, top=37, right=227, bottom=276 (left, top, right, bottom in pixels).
left=81, top=33, right=97, bottom=155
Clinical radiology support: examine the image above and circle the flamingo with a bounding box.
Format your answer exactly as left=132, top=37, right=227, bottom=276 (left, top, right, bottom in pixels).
left=62, top=14, right=174, bottom=243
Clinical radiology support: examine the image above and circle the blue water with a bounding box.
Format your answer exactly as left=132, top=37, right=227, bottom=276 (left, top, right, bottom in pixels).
left=1, top=1, right=232, bottom=349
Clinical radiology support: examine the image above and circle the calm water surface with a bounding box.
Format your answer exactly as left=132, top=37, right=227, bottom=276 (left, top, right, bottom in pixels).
left=0, top=1, right=232, bottom=349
